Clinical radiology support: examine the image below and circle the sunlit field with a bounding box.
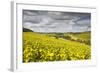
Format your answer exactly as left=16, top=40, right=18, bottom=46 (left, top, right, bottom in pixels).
left=23, top=32, right=91, bottom=63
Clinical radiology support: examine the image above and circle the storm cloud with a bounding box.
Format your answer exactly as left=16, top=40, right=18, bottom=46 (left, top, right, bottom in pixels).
left=23, top=10, right=91, bottom=32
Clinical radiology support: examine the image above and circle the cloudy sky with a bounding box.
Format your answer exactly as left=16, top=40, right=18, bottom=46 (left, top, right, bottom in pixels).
left=23, top=10, right=91, bottom=33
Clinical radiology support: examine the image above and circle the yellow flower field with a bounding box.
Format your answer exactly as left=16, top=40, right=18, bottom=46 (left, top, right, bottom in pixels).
left=23, top=32, right=91, bottom=63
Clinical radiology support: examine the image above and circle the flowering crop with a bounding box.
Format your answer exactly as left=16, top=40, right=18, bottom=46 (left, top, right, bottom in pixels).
left=23, top=32, right=91, bottom=63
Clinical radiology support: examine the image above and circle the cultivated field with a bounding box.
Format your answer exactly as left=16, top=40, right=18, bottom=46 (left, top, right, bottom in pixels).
left=23, top=32, right=91, bottom=63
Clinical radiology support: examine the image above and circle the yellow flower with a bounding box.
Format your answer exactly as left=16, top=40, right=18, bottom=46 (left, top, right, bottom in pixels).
left=49, top=53, right=54, bottom=57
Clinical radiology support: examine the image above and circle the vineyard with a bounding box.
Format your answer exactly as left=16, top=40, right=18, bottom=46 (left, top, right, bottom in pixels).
left=23, top=32, right=91, bottom=63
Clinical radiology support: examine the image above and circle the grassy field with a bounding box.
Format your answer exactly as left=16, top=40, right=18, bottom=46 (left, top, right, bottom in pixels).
left=23, top=32, right=91, bottom=63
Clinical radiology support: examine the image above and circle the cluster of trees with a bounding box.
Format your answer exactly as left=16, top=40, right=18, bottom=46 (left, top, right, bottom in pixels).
left=69, top=37, right=91, bottom=45
left=52, top=33, right=90, bottom=45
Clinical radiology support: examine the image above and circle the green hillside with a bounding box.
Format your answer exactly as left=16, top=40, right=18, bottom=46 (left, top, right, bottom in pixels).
left=23, top=28, right=33, bottom=32
left=39, top=31, right=91, bottom=45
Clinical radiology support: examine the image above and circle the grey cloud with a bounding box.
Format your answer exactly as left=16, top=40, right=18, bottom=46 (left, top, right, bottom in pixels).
left=23, top=10, right=91, bottom=32
left=76, top=19, right=90, bottom=26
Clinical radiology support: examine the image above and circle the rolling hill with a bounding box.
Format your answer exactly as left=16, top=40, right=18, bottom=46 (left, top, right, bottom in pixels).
left=23, top=32, right=91, bottom=62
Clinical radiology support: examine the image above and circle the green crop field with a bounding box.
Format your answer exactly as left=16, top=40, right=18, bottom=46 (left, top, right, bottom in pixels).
left=23, top=32, right=91, bottom=63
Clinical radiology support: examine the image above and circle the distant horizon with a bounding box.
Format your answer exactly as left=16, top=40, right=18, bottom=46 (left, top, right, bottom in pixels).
left=23, top=27, right=91, bottom=33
